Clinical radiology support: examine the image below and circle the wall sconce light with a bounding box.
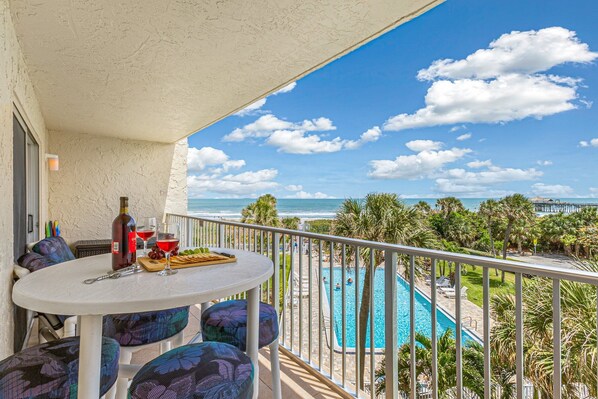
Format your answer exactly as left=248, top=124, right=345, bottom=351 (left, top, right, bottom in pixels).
left=46, top=154, right=59, bottom=171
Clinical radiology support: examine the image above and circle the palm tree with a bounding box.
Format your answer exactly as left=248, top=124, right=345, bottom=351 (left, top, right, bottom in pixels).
left=241, top=194, right=280, bottom=227
left=375, top=330, right=484, bottom=398
left=281, top=216, right=300, bottom=231
left=491, top=259, right=598, bottom=398
left=436, top=197, right=465, bottom=217
left=499, top=194, right=534, bottom=260
left=479, top=199, right=501, bottom=257
left=414, top=200, right=432, bottom=215
left=499, top=194, right=534, bottom=283
left=333, top=193, right=437, bottom=388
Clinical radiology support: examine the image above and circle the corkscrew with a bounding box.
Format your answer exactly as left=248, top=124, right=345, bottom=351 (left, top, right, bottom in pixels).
left=83, top=265, right=141, bottom=284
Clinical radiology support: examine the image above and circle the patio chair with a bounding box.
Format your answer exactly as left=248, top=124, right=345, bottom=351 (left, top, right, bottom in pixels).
left=128, top=342, right=254, bottom=399
left=200, top=299, right=282, bottom=399
left=15, top=237, right=79, bottom=341
left=435, top=277, right=452, bottom=288
left=426, top=275, right=446, bottom=286
left=445, top=286, right=468, bottom=298
left=438, top=285, right=456, bottom=294
left=0, top=336, right=120, bottom=398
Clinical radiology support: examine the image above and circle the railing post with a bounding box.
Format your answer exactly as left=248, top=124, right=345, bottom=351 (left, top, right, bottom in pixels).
left=218, top=224, right=225, bottom=248
left=385, top=250, right=398, bottom=399
left=186, top=218, right=192, bottom=247
left=272, top=232, right=281, bottom=313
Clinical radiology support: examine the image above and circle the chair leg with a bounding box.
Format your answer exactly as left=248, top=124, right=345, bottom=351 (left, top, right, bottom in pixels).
left=160, top=340, right=171, bottom=354
left=172, top=330, right=185, bottom=348
left=115, top=349, right=133, bottom=399
left=269, top=340, right=282, bottom=399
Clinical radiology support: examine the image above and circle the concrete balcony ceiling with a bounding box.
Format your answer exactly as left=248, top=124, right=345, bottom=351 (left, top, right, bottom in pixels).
left=9, top=0, right=441, bottom=143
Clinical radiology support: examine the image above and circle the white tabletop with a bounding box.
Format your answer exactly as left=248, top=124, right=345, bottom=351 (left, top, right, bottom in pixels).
left=12, top=248, right=273, bottom=316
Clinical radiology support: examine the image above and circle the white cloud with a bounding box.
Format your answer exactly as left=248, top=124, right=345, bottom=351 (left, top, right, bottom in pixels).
left=188, top=147, right=232, bottom=172
left=234, top=98, right=267, bottom=117
left=450, top=125, right=466, bottom=132
left=531, top=183, right=574, bottom=197
left=405, top=139, right=443, bottom=152
left=286, top=191, right=334, bottom=199
left=187, top=146, right=279, bottom=197
left=383, top=74, right=578, bottom=131
left=234, top=82, right=297, bottom=116
left=536, top=160, right=553, bottom=166
left=467, top=159, right=492, bottom=168
left=284, top=184, right=303, bottom=191
left=590, top=188, right=598, bottom=197
left=224, top=114, right=336, bottom=142
left=435, top=166, right=542, bottom=194
left=225, top=115, right=380, bottom=154
left=369, top=146, right=471, bottom=179
left=273, top=82, right=297, bottom=95
left=344, top=127, right=383, bottom=150
left=456, top=133, right=472, bottom=141
left=417, top=27, right=597, bottom=81
left=188, top=169, right=279, bottom=197
left=266, top=130, right=345, bottom=154
left=579, top=138, right=598, bottom=147
left=383, top=27, right=596, bottom=132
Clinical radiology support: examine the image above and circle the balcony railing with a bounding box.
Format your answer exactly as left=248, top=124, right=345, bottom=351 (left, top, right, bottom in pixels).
left=166, top=213, right=598, bottom=399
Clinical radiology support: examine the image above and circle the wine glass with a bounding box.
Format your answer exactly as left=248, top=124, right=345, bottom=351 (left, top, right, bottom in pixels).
left=137, top=217, right=157, bottom=257
left=156, top=223, right=180, bottom=276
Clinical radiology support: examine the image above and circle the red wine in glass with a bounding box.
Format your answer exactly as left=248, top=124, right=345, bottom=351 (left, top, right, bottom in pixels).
left=137, top=230, right=155, bottom=241
left=157, top=239, right=179, bottom=253
left=156, top=223, right=180, bottom=276
left=137, top=217, right=157, bottom=268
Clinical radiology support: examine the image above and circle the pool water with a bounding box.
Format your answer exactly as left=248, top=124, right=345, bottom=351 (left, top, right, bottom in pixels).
left=321, top=268, right=477, bottom=348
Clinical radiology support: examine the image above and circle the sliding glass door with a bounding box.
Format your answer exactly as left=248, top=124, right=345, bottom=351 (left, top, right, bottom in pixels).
left=13, top=111, right=40, bottom=351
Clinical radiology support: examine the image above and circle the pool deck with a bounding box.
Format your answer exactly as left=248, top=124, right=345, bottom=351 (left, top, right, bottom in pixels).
left=280, top=251, right=488, bottom=397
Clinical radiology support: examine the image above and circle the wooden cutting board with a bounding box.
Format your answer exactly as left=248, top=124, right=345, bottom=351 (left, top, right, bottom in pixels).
left=138, top=253, right=237, bottom=272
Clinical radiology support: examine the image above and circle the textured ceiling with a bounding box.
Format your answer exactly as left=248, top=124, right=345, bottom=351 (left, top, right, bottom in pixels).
left=10, top=0, right=442, bottom=143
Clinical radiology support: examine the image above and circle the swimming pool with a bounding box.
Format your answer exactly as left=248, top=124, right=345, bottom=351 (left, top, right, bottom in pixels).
left=321, top=267, right=478, bottom=349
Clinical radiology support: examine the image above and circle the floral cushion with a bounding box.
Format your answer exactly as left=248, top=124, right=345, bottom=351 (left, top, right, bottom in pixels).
left=0, top=336, right=119, bottom=398
left=201, top=300, right=279, bottom=351
left=32, top=237, right=75, bottom=264
left=129, top=342, right=253, bottom=399
left=103, top=307, right=190, bottom=347
left=17, top=252, right=57, bottom=273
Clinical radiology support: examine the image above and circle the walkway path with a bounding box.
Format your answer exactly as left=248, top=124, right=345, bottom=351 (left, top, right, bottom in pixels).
left=509, top=253, right=579, bottom=270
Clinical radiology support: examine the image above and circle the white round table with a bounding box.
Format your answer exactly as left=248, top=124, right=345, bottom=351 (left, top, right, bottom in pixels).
left=12, top=248, right=273, bottom=399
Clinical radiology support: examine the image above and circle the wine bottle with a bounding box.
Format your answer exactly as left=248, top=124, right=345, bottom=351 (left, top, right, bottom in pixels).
left=111, top=196, right=137, bottom=271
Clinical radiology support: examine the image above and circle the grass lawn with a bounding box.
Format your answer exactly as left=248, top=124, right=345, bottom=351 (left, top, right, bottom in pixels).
left=436, top=262, right=516, bottom=308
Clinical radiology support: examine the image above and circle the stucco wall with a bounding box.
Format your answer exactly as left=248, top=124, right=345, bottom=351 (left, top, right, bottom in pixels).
left=0, top=0, right=49, bottom=358
left=48, top=131, right=187, bottom=241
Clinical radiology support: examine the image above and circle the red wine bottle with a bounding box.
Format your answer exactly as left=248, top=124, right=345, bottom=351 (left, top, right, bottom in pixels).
left=112, top=197, right=136, bottom=271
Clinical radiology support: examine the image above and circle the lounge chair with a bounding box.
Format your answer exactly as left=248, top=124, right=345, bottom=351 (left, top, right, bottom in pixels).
left=445, top=286, right=468, bottom=298
left=426, top=275, right=445, bottom=286
left=436, top=277, right=452, bottom=288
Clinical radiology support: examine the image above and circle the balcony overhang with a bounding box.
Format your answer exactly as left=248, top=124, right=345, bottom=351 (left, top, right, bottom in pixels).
left=9, top=0, right=442, bottom=143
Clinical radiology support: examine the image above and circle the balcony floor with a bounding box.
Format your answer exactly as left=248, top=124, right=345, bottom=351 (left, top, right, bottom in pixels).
left=27, top=304, right=343, bottom=399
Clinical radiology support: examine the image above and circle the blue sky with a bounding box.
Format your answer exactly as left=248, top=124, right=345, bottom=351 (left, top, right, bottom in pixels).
left=187, top=0, right=598, bottom=199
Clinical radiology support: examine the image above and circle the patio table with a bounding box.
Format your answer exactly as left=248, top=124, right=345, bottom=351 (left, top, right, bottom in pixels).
left=12, top=248, right=273, bottom=399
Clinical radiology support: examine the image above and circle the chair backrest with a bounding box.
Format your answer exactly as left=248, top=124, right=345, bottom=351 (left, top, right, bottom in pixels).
left=26, top=240, right=41, bottom=252
left=30, top=236, right=75, bottom=264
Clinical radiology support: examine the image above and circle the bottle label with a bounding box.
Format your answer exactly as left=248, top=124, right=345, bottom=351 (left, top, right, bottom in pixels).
left=112, top=241, right=119, bottom=254
left=129, top=231, right=136, bottom=254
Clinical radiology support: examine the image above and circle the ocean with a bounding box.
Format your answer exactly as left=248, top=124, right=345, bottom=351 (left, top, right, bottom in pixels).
left=188, top=198, right=598, bottom=220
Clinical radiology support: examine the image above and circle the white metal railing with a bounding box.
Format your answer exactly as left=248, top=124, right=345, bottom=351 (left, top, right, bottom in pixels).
left=166, top=213, right=598, bottom=399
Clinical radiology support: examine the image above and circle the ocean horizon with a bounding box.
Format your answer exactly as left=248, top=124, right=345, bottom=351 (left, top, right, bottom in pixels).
left=188, top=197, right=598, bottom=220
